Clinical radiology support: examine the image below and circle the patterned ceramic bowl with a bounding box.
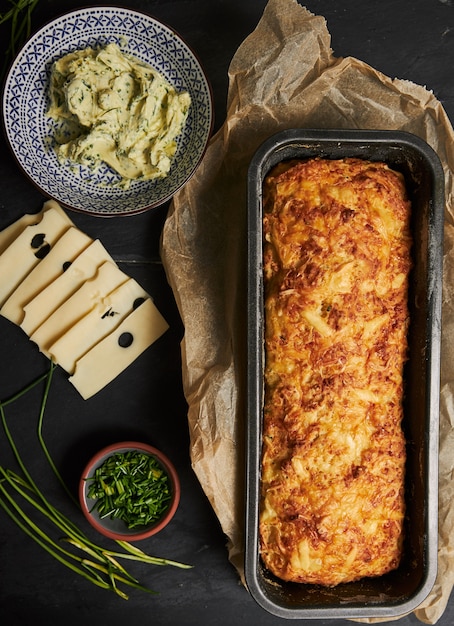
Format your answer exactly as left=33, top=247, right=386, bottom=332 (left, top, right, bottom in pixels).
left=2, top=7, right=213, bottom=216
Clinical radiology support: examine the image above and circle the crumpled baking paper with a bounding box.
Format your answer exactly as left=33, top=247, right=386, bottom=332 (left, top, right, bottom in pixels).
left=160, top=0, right=454, bottom=622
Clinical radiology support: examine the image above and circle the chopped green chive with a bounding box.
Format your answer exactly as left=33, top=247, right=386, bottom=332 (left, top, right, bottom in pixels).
left=87, top=451, right=172, bottom=529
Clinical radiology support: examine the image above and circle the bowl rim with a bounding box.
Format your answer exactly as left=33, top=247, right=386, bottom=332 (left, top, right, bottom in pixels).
left=2, top=5, right=214, bottom=217
left=79, top=440, right=181, bottom=541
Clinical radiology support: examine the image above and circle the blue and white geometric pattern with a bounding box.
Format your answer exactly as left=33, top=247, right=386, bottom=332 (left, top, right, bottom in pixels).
left=2, top=7, right=213, bottom=216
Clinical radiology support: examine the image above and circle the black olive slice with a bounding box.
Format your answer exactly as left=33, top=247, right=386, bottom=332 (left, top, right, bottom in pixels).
left=118, top=332, right=133, bottom=348
left=31, top=233, right=46, bottom=249
left=34, top=242, right=51, bottom=259
left=132, top=297, right=146, bottom=310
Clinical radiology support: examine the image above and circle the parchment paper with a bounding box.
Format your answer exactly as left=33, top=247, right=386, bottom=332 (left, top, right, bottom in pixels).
left=160, top=0, right=454, bottom=622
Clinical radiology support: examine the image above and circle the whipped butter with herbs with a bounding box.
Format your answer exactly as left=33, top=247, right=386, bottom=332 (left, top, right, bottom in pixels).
left=47, top=43, right=191, bottom=187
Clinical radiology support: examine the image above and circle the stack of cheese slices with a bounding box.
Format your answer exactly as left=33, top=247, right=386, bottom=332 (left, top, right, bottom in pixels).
left=0, top=200, right=169, bottom=399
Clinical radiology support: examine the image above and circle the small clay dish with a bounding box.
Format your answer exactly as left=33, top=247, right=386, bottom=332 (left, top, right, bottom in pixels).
left=79, top=441, right=180, bottom=541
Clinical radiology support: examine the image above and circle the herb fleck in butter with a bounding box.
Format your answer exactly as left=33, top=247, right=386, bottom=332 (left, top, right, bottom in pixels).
left=47, top=43, right=191, bottom=188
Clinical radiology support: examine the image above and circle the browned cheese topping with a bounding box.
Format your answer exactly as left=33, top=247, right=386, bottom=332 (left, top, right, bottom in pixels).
left=260, top=157, right=412, bottom=586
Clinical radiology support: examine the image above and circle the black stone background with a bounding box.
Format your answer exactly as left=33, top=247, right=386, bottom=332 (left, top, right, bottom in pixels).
left=1, top=1, right=453, bottom=625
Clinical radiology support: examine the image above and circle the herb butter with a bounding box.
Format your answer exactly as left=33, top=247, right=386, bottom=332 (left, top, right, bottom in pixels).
left=47, top=43, right=191, bottom=187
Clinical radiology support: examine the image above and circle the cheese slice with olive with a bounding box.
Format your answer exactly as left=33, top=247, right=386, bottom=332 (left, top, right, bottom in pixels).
left=48, top=277, right=150, bottom=374
left=69, top=297, right=169, bottom=399
left=0, top=201, right=169, bottom=399
left=20, top=239, right=115, bottom=336
left=0, top=200, right=72, bottom=255
left=1, top=227, right=93, bottom=325
left=30, top=260, right=129, bottom=356
left=0, top=205, right=74, bottom=306
left=0, top=213, right=44, bottom=255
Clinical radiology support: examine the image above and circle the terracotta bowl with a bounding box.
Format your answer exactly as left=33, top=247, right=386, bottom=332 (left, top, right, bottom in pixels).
left=79, top=441, right=180, bottom=541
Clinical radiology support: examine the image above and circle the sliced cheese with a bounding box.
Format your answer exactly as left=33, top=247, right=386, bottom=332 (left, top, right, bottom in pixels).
left=0, top=213, right=42, bottom=255
left=48, top=277, right=149, bottom=374
left=20, top=239, right=115, bottom=336
left=1, top=227, right=93, bottom=325
left=41, top=199, right=76, bottom=219
left=1, top=199, right=170, bottom=400
left=30, top=260, right=129, bottom=355
left=69, top=298, right=169, bottom=399
left=0, top=200, right=72, bottom=254
left=0, top=206, right=74, bottom=306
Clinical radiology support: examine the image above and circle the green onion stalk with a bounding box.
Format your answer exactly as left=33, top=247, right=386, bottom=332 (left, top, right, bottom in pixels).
left=0, top=362, right=191, bottom=599
left=1, top=0, right=40, bottom=79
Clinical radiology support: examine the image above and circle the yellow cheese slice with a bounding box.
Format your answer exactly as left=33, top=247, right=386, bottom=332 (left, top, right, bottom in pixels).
left=20, top=239, right=116, bottom=336
left=48, top=277, right=150, bottom=374
left=0, top=200, right=72, bottom=254
left=1, top=227, right=93, bottom=325
left=69, top=298, right=169, bottom=399
left=0, top=213, right=42, bottom=255
left=0, top=206, right=74, bottom=307
left=30, top=260, right=129, bottom=356
left=1, top=199, right=168, bottom=400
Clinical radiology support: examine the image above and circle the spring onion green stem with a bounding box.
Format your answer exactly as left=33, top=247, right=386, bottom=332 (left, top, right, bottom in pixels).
left=0, top=362, right=192, bottom=598
left=36, top=362, right=77, bottom=506
left=0, top=474, right=114, bottom=593
left=115, top=540, right=193, bottom=568
left=1, top=370, right=82, bottom=539
left=0, top=368, right=50, bottom=407
left=1, top=0, right=40, bottom=79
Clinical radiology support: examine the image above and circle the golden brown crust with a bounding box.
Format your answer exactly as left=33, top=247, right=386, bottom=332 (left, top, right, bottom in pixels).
left=260, top=157, right=411, bottom=586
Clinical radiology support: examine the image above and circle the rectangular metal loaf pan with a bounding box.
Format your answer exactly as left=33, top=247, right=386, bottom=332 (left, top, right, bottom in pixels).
left=245, top=129, right=444, bottom=619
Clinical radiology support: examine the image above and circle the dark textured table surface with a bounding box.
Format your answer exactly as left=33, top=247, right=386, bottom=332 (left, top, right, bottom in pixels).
left=1, top=1, right=453, bottom=625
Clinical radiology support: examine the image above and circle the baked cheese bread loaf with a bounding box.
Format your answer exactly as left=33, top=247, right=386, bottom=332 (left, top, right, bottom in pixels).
left=260, top=157, right=411, bottom=586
